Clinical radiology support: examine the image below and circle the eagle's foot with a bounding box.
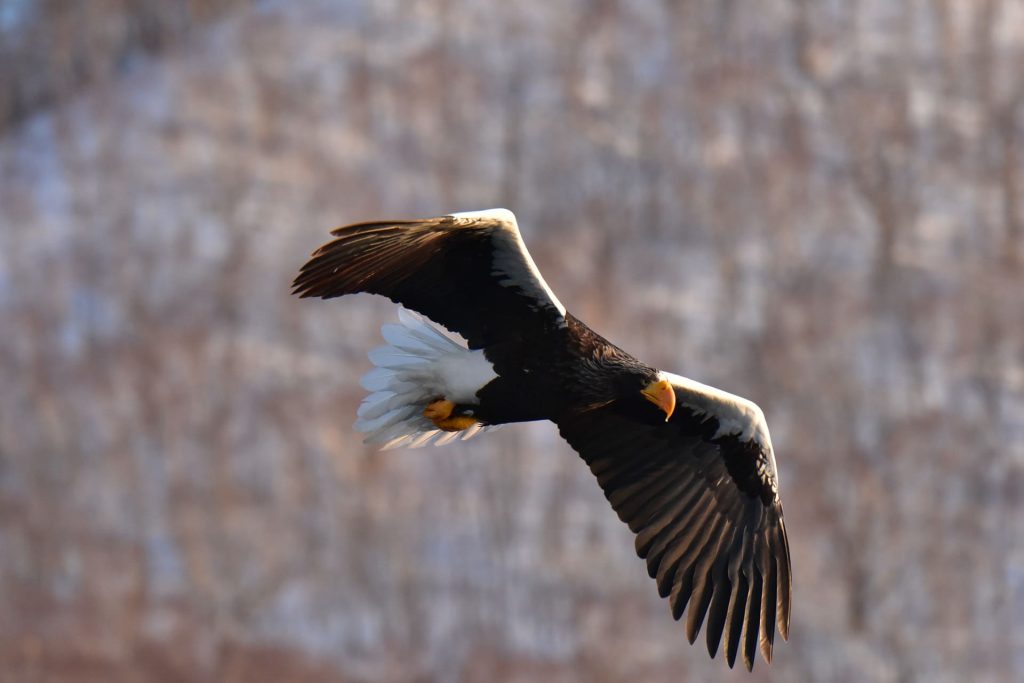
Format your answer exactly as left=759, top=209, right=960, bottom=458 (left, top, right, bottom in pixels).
left=434, top=415, right=478, bottom=432
left=423, top=399, right=455, bottom=421
left=423, top=399, right=478, bottom=432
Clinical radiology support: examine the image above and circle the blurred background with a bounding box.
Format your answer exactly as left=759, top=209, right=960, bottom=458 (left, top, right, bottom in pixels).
left=2, top=1, right=1023, bottom=681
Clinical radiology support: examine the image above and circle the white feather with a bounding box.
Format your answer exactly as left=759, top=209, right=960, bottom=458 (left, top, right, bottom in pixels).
left=367, top=345, right=431, bottom=369
left=380, top=325, right=431, bottom=353
left=353, top=405, right=420, bottom=434
left=357, top=393, right=411, bottom=420
left=356, top=308, right=500, bottom=448
left=359, top=368, right=418, bottom=394
left=397, top=307, right=464, bottom=349
left=407, top=430, right=442, bottom=448
left=435, top=431, right=461, bottom=446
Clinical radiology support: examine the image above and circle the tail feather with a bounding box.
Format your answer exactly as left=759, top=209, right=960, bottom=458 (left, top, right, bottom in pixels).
left=356, top=394, right=417, bottom=422
left=367, top=345, right=432, bottom=370
left=354, top=405, right=420, bottom=435
left=397, top=307, right=463, bottom=347
left=356, top=308, right=497, bottom=450
left=359, top=368, right=418, bottom=393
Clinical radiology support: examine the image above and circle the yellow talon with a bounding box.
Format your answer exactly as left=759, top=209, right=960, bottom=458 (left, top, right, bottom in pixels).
left=434, top=415, right=478, bottom=432
left=423, top=399, right=478, bottom=432
left=423, top=399, right=455, bottom=421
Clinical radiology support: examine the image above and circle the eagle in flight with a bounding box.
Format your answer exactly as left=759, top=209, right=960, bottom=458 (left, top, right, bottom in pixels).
left=292, top=209, right=791, bottom=670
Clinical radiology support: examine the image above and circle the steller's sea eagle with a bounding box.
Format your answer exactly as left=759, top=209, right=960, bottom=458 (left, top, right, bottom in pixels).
left=292, top=208, right=791, bottom=670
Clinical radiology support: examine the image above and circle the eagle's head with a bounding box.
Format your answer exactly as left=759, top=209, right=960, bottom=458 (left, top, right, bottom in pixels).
left=640, top=375, right=676, bottom=421
left=608, top=364, right=676, bottom=422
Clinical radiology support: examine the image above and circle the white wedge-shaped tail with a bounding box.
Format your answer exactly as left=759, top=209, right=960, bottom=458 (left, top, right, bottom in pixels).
left=355, top=308, right=499, bottom=449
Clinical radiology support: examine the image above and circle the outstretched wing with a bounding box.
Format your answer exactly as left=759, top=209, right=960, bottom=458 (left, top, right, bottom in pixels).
left=292, top=208, right=565, bottom=349
left=556, top=379, right=791, bottom=671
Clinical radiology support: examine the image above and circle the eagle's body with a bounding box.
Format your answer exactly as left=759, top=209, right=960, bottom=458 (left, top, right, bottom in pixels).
left=464, top=312, right=652, bottom=425
left=293, top=208, right=791, bottom=671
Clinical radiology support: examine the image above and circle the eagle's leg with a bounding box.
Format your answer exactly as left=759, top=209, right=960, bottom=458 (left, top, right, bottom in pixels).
left=423, top=399, right=478, bottom=432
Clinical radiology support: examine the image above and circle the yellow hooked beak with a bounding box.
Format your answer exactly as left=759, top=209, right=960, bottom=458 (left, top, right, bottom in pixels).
left=641, top=378, right=676, bottom=421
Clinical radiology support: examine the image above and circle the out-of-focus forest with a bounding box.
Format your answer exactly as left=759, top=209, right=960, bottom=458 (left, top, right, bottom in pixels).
left=1, top=1, right=1023, bottom=681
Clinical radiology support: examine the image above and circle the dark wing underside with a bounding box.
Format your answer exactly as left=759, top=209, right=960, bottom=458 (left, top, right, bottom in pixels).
left=556, top=402, right=791, bottom=671
left=291, top=210, right=565, bottom=349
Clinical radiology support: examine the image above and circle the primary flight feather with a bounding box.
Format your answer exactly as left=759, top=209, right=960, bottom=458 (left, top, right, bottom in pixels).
left=292, top=208, right=791, bottom=670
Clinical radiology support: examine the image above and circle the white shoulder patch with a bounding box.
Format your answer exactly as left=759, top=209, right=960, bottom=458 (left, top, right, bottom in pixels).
left=448, top=208, right=567, bottom=318
left=659, top=371, right=774, bottom=452
left=450, top=207, right=517, bottom=223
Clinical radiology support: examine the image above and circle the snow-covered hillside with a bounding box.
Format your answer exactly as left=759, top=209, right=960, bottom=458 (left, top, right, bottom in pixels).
left=1, top=1, right=1022, bottom=680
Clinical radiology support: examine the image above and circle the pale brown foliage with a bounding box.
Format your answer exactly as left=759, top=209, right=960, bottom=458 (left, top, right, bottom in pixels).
left=1, top=1, right=1022, bottom=681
